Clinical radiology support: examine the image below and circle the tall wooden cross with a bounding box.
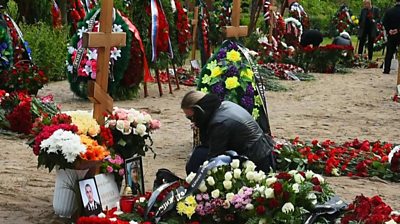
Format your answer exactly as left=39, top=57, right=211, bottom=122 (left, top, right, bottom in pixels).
left=82, top=0, right=126, bottom=125
left=268, top=0, right=277, bottom=42
left=223, top=0, right=248, bottom=38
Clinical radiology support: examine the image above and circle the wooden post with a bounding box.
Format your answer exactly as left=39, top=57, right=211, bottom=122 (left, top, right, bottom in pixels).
left=268, top=0, right=277, bottom=43
left=82, top=0, right=126, bottom=125
left=223, top=0, right=248, bottom=38
left=191, top=6, right=199, bottom=61
left=397, top=52, right=400, bottom=95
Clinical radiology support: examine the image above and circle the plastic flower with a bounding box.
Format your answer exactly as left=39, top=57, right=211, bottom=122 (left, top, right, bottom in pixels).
left=176, top=196, right=197, bottom=219
left=210, top=66, right=223, bottom=78
left=226, top=49, right=241, bottom=62
left=110, top=47, right=121, bottom=60
left=202, top=74, right=211, bottom=84
left=240, top=68, right=254, bottom=80
left=225, top=77, right=240, bottom=90
left=282, top=202, right=295, bottom=214
left=252, top=108, right=260, bottom=120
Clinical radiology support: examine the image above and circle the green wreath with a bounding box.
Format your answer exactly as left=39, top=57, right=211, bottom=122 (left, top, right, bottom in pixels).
left=66, top=7, right=133, bottom=99
left=0, top=23, right=13, bottom=71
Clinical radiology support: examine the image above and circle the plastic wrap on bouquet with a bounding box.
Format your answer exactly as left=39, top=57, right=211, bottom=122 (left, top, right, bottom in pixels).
left=53, top=168, right=88, bottom=218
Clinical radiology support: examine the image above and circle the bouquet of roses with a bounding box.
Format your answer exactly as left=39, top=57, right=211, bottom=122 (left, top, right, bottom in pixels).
left=105, top=107, right=161, bottom=159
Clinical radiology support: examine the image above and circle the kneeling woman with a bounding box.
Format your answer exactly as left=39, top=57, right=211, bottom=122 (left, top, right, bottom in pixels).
left=181, top=90, right=276, bottom=174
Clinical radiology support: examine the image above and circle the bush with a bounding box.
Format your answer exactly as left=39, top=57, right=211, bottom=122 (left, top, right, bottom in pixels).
left=19, top=23, right=69, bottom=81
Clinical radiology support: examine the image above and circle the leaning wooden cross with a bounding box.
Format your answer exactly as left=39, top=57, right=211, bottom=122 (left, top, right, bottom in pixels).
left=222, top=0, right=248, bottom=38
left=82, top=0, right=126, bottom=125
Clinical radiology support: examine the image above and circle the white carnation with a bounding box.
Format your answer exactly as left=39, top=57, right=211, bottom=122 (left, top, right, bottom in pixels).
left=292, top=183, right=300, bottom=193
left=206, top=176, right=215, bottom=186
left=282, top=202, right=295, bottom=214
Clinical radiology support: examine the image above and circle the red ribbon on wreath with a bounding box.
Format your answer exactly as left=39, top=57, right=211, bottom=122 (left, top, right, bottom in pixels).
left=51, top=0, right=62, bottom=28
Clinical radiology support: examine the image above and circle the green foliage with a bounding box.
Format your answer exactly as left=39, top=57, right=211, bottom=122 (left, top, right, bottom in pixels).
left=19, top=22, right=69, bottom=81
left=6, top=0, right=19, bottom=20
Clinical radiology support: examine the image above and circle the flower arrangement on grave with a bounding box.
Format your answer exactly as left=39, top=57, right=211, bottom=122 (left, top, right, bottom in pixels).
left=66, top=7, right=147, bottom=100
left=373, top=23, right=386, bottom=51
left=174, top=0, right=191, bottom=56
left=289, top=2, right=310, bottom=30
left=340, top=195, right=400, bottom=224
left=0, top=63, right=48, bottom=95
left=283, top=17, right=303, bottom=47
left=331, top=5, right=355, bottom=37
left=104, top=107, right=161, bottom=160
left=0, top=24, right=13, bottom=70
left=0, top=90, right=59, bottom=134
left=116, top=159, right=333, bottom=223
left=275, top=137, right=400, bottom=182
left=30, top=111, right=111, bottom=172
left=197, top=41, right=264, bottom=121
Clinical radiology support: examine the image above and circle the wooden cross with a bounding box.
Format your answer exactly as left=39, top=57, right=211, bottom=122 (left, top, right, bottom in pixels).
left=223, top=0, right=248, bottom=38
left=191, top=6, right=199, bottom=61
left=82, top=0, right=126, bottom=125
left=268, top=0, right=277, bottom=43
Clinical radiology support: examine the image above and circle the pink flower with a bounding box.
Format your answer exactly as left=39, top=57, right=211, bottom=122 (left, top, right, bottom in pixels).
left=106, top=165, right=113, bottom=173
left=115, top=154, right=124, bottom=165
left=119, top=168, right=125, bottom=176
left=150, top=119, right=161, bottom=130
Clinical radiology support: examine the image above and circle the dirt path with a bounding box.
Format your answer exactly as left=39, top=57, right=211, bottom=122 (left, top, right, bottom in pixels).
left=0, top=68, right=399, bottom=223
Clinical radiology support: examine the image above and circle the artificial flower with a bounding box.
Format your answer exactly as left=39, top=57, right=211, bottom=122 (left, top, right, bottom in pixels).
left=225, top=77, right=240, bottom=90
left=226, top=49, right=241, bottom=62
left=281, top=202, right=294, bottom=214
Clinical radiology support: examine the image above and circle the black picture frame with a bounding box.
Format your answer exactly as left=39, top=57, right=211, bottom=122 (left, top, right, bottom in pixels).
left=78, top=177, right=103, bottom=217
left=125, top=156, right=145, bottom=195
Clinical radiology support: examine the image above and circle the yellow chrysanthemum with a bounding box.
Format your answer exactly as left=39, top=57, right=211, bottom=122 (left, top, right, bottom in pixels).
left=185, top=195, right=196, bottom=205
left=226, top=50, right=241, bottom=62
left=225, top=77, right=240, bottom=90
left=183, top=206, right=196, bottom=219
left=240, top=68, right=254, bottom=80
left=176, top=196, right=197, bottom=219
left=202, top=74, right=211, bottom=84
left=252, top=108, right=260, bottom=120
left=200, top=87, right=209, bottom=93
left=210, top=66, right=223, bottom=78
left=176, top=202, right=186, bottom=215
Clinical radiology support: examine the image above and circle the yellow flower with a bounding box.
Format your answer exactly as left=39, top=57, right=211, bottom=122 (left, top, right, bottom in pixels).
left=185, top=196, right=196, bottom=206
left=206, top=60, right=218, bottom=70
left=252, top=108, right=260, bottom=120
left=240, top=68, right=254, bottom=80
left=255, top=95, right=262, bottom=106
left=225, top=77, right=240, bottom=90
left=176, top=201, right=186, bottom=215
left=351, top=15, right=356, bottom=21
left=202, top=74, right=211, bottom=84
left=183, top=206, right=196, bottom=219
left=210, top=66, right=223, bottom=78
left=69, top=110, right=100, bottom=137
left=226, top=50, right=241, bottom=62
left=176, top=196, right=197, bottom=219
left=200, top=87, right=209, bottom=93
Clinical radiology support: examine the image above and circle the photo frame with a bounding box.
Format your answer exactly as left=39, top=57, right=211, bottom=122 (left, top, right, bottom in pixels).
left=190, top=59, right=200, bottom=71
left=79, top=178, right=103, bottom=217
left=125, top=156, right=145, bottom=195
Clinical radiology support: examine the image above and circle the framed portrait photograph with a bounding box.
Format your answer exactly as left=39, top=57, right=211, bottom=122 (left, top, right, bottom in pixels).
left=125, top=156, right=145, bottom=196
left=79, top=178, right=103, bottom=217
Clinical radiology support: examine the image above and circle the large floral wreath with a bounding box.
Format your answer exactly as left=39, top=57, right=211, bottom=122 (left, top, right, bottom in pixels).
left=289, top=2, right=309, bottom=30
left=66, top=8, right=141, bottom=100
left=174, top=0, right=191, bottom=55
left=0, top=22, right=13, bottom=70
left=331, top=5, right=355, bottom=37
left=197, top=41, right=264, bottom=122
left=284, top=17, right=303, bottom=47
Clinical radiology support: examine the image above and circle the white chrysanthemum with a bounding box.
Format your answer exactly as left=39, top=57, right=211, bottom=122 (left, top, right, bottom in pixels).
left=223, top=180, right=232, bottom=190
left=185, top=172, right=196, bottom=183
left=294, top=173, right=305, bottom=183
left=264, top=188, right=274, bottom=199
left=233, top=168, right=241, bottom=179
left=136, top=124, right=147, bottom=137
left=282, top=202, right=295, bottom=214
left=226, top=192, right=235, bottom=201
left=206, top=176, right=215, bottom=186
left=224, top=171, right=233, bottom=181
left=40, top=129, right=86, bottom=163
left=292, top=183, right=300, bottom=193
left=265, top=177, right=277, bottom=186
left=230, top=159, right=240, bottom=169
left=211, top=189, right=220, bottom=198
left=305, top=170, right=315, bottom=179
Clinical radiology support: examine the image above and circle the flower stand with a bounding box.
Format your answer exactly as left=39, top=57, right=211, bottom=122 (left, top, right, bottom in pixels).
left=53, top=168, right=88, bottom=218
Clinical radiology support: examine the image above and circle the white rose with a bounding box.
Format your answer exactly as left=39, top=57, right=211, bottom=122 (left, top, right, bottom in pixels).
left=246, top=171, right=255, bottom=181
left=136, top=113, right=145, bottom=124
left=288, top=170, right=298, bottom=175
left=230, top=159, right=240, bottom=169
left=211, top=189, right=220, bottom=198
left=282, top=202, right=295, bottom=214
left=292, top=183, right=300, bottom=193
left=127, top=113, right=135, bottom=123
left=224, top=171, right=233, bottom=181
left=212, top=167, right=218, bottom=173
left=313, top=174, right=325, bottom=184
left=143, top=114, right=152, bottom=123
left=233, top=169, right=242, bottom=179
left=307, top=193, right=317, bottom=205
left=294, top=174, right=305, bottom=183
left=226, top=192, right=235, bottom=201
left=116, top=120, right=124, bottom=132
left=245, top=203, right=254, bottom=210
left=265, top=177, right=277, bottom=186
left=185, top=172, right=196, bottom=183
left=305, top=170, right=315, bottom=179
left=244, top=161, right=256, bottom=172
left=198, top=181, right=207, bottom=192
left=331, top=168, right=340, bottom=176
left=207, top=176, right=215, bottom=186
left=264, top=188, right=274, bottom=199
left=223, top=200, right=231, bottom=209
left=136, top=124, right=147, bottom=136
left=223, top=180, right=232, bottom=190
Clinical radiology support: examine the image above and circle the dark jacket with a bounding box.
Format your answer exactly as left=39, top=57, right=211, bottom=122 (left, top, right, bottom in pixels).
left=84, top=201, right=102, bottom=216
left=300, top=29, right=323, bottom=47
left=203, top=101, right=274, bottom=169
left=332, top=35, right=352, bottom=46
left=358, top=6, right=380, bottom=39
left=382, top=4, right=400, bottom=41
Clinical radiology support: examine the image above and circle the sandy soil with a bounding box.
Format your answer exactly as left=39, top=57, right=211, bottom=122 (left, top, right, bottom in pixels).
left=0, top=68, right=399, bottom=223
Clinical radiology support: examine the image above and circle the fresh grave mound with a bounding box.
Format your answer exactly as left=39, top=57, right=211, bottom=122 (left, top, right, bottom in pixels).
left=66, top=7, right=148, bottom=100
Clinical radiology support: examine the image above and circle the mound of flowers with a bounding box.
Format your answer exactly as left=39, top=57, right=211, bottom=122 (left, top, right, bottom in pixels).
left=275, top=137, right=400, bottom=182
left=0, top=90, right=59, bottom=134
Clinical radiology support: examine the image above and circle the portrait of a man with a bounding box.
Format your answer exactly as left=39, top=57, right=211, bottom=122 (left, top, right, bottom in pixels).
left=79, top=179, right=102, bottom=216
left=125, top=156, right=144, bottom=195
